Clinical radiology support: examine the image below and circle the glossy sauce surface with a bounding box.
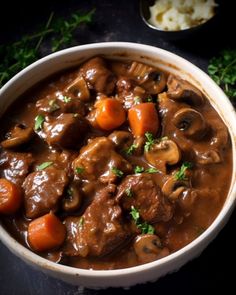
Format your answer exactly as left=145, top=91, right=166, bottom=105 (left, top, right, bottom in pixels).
left=0, top=57, right=232, bottom=270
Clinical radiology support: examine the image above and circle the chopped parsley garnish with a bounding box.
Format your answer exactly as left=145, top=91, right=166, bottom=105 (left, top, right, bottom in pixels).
left=125, top=188, right=133, bottom=198
left=130, top=206, right=140, bottom=222
left=138, top=222, right=155, bottom=235
left=174, top=162, right=192, bottom=180
left=134, top=166, right=159, bottom=174
left=146, top=95, right=154, bottom=102
left=145, top=167, right=159, bottom=173
left=134, top=166, right=145, bottom=174
left=130, top=206, right=155, bottom=234
left=78, top=217, right=84, bottom=228
left=75, top=167, right=84, bottom=174
left=49, top=99, right=60, bottom=112
left=126, top=144, right=138, bottom=155
left=134, top=96, right=141, bottom=104
left=37, top=161, right=53, bottom=171
left=62, top=96, right=72, bottom=103
left=111, top=167, right=124, bottom=178
left=144, top=132, right=155, bottom=152
left=34, top=115, right=45, bottom=131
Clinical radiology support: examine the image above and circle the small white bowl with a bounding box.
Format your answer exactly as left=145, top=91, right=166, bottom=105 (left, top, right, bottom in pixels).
left=0, top=42, right=236, bottom=289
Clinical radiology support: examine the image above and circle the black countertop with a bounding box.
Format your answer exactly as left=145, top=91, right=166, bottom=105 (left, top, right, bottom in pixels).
left=0, top=1, right=235, bottom=294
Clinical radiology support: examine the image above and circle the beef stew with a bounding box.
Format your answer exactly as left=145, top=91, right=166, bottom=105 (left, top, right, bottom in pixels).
left=0, top=57, right=232, bottom=270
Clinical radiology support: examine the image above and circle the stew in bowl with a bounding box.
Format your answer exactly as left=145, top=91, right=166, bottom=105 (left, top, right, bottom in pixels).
left=0, top=43, right=235, bottom=288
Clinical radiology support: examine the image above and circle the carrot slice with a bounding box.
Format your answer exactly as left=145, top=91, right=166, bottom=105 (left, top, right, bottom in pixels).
left=128, top=103, right=159, bottom=137
left=28, top=212, right=66, bottom=252
left=95, top=98, right=126, bottom=130
left=0, top=178, right=22, bottom=215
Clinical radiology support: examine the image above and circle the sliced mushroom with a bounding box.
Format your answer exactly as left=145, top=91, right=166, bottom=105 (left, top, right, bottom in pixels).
left=62, top=183, right=82, bottom=212
left=128, top=61, right=154, bottom=82
left=145, top=139, right=181, bottom=172
left=1, top=124, right=33, bottom=149
left=108, top=131, right=133, bottom=151
left=134, top=234, right=169, bottom=263
left=173, top=108, right=207, bottom=140
left=66, top=75, right=90, bottom=101
left=141, top=72, right=167, bottom=94
left=127, top=61, right=166, bottom=94
left=196, top=150, right=221, bottom=165
left=162, top=175, right=190, bottom=201
left=167, top=74, right=205, bottom=106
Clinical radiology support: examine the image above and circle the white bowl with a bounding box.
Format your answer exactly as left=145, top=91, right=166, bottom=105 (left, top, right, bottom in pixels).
left=0, top=42, right=236, bottom=289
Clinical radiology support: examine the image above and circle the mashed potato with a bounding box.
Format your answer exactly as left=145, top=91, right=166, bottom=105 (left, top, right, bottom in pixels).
left=149, top=0, right=217, bottom=31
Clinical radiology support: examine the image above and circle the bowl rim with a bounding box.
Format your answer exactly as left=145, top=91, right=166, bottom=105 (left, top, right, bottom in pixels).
left=0, top=42, right=236, bottom=279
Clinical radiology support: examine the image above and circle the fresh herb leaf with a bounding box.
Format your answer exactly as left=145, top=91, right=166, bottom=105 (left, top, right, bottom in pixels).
left=37, top=161, right=53, bottom=170
left=137, top=222, right=155, bottom=235
left=111, top=167, right=124, bottom=178
left=49, top=99, right=60, bottom=112
left=145, top=167, right=159, bottom=173
left=125, top=188, right=133, bottom=198
left=62, top=96, right=72, bottom=103
left=134, top=166, right=145, bottom=174
left=134, top=96, right=141, bottom=104
left=208, top=49, right=236, bottom=100
left=146, top=95, right=153, bottom=102
left=174, top=162, right=192, bottom=180
left=75, top=167, right=84, bottom=174
left=78, top=217, right=84, bottom=228
left=130, top=206, right=140, bottom=222
left=126, top=144, right=138, bottom=155
left=0, top=9, right=95, bottom=87
left=34, top=115, right=45, bottom=130
left=130, top=206, right=155, bottom=234
left=144, top=132, right=155, bottom=152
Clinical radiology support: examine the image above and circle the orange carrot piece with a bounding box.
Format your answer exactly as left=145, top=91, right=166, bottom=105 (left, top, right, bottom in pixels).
left=0, top=178, right=22, bottom=215
left=95, top=98, right=126, bottom=130
left=128, top=103, right=159, bottom=137
left=28, top=212, right=66, bottom=252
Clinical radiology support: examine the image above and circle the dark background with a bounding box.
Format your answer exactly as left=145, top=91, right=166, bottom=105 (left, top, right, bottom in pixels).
left=0, top=0, right=235, bottom=294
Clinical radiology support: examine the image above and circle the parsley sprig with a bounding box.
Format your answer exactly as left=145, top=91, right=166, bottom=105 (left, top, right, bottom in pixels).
left=111, top=167, right=124, bottom=178
left=0, top=9, right=95, bottom=87
left=144, top=132, right=155, bottom=152
left=174, top=162, right=192, bottom=180
left=208, top=49, right=236, bottom=99
left=130, top=206, right=155, bottom=234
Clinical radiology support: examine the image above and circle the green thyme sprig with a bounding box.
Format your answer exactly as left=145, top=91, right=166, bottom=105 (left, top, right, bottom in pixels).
left=0, top=9, right=95, bottom=87
left=208, top=49, right=236, bottom=99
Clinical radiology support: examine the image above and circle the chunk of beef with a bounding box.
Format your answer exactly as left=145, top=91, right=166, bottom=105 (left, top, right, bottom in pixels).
left=43, top=113, right=88, bottom=149
left=65, top=75, right=90, bottom=101
left=0, top=151, right=34, bottom=185
left=63, top=184, right=130, bottom=257
left=167, top=75, right=204, bottom=106
left=116, top=77, right=147, bottom=109
left=116, top=174, right=173, bottom=223
left=36, top=93, right=86, bottom=116
left=108, top=131, right=133, bottom=152
left=23, top=167, right=68, bottom=219
left=80, top=57, right=116, bottom=95
left=72, top=137, right=132, bottom=183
